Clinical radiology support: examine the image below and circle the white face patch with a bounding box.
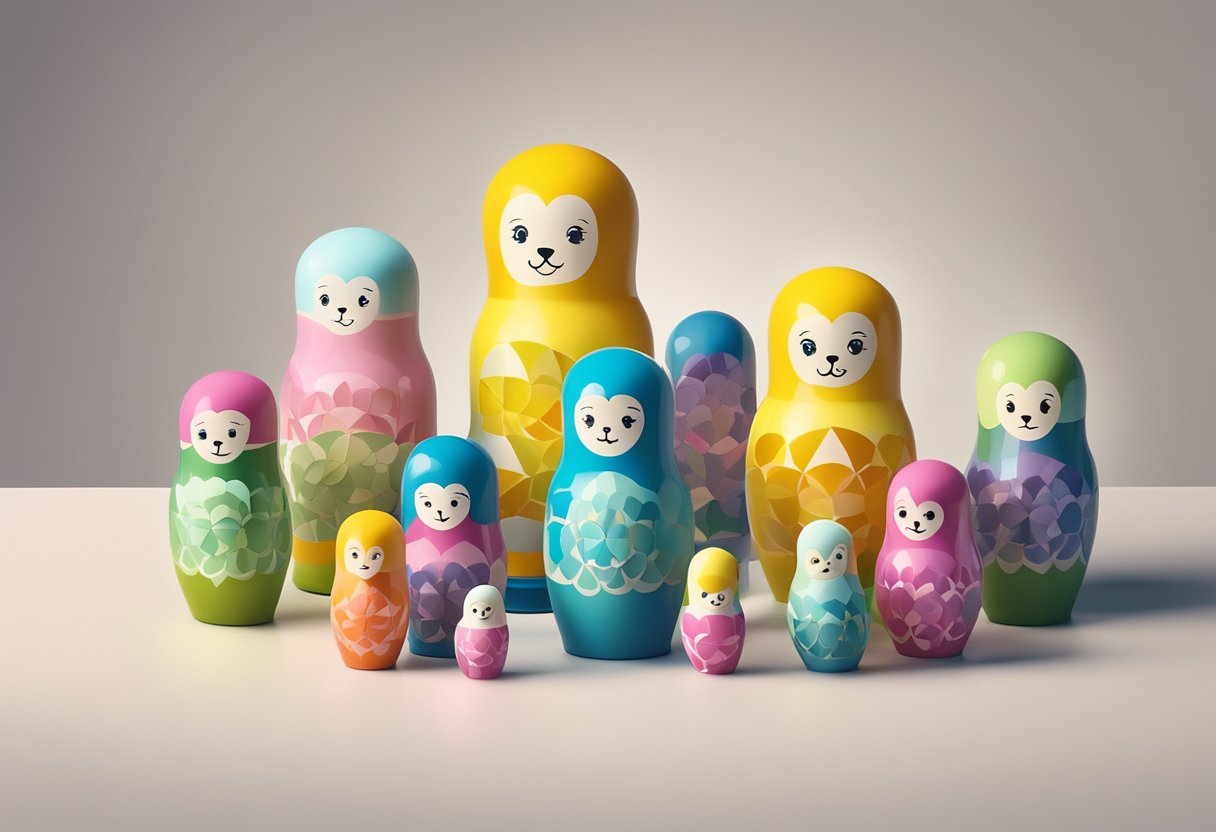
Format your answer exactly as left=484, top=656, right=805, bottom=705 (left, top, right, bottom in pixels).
left=787, top=309, right=878, bottom=388
left=312, top=274, right=381, bottom=334
left=893, top=487, right=945, bottom=541
left=461, top=585, right=507, bottom=629
left=189, top=409, right=251, bottom=464
left=344, top=539, right=384, bottom=580
left=499, top=194, right=599, bottom=287
left=574, top=394, right=644, bottom=457
left=691, top=585, right=735, bottom=612
left=413, top=483, right=472, bottom=531
left=997, top=380, right=1061, bottom=440
left=805, top=543, right=850, bottom=580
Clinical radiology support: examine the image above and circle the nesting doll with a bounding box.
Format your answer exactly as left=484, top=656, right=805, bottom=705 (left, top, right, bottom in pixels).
left=874, top=460, right=982, bottom=658
left=787, top=520, right=870, bottom=672
left=680, top=547, right=746, bottom=675
left=544, top=348, right=694, bottom=659
left=746, top=266, right=915, bottom=603
left=665, top=311, right=757, bottom=587
left=281, top=227, right=437, bottom=594
left=401, top=435, right=507, bottom=658
left=455, top=585, right=510, bottom=680
left=170, top=371, right=290, bottom=625
left=966, top=332, right=1098, bottom=625
left=469, top=144, right=654, bottom=613
left=330, top=510, right=408, bottom=670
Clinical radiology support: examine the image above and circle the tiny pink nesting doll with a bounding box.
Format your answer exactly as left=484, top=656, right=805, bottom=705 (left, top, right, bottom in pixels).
left=874, top=459, right=982, bottom=658
left=455, top=585, right=509, bottom=680
left=680, top=547, right=745, bottom=675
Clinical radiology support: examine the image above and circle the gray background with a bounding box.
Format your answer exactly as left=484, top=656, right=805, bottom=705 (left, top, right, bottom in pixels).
left=1, top=0, right=1212, bottom=487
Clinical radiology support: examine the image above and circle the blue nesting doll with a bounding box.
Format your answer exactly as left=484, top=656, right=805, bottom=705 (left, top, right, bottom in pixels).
left=665, top=311, right=757, bottom=586
left=401, top=436, right=507, bottom=658
left=787, top=520, right=870, bottom=672
left=545, top=347, right=695, bottom=659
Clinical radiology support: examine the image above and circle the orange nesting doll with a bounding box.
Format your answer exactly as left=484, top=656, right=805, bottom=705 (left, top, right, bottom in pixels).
left=330, top=510, right=408, bottom=670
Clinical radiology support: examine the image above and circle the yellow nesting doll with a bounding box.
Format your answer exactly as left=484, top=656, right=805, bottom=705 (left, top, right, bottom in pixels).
left=746, top=267, right=915, bottom=603
left=469, top=144, right=653, bottom=613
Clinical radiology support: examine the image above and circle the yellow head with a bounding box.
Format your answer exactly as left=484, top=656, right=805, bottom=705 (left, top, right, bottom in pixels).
left=335, top=510, right=405, bottom=580
left=482, top=144, right=638, bottom=302
left=766, top=266, right=903, bottom=402
left=687, top=547, right=740, bottom=612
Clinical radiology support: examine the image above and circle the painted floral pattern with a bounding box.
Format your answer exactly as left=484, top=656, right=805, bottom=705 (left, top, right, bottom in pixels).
left=455, top=626, right=509, bottom=680
left=875, top=551, right=982, bottom=656
left=788, top=589, right=869, bottom=663
left=681, top=612, right=746, bottom=674
left=967, top=453, right=1096, bottom=574
left=172, top=476, right=289, bottom=586
left=331, top=582, right=407, bottom=658
left=673, top=352, right=755, bottom=543
left=407, top=561, right=492, bottom=645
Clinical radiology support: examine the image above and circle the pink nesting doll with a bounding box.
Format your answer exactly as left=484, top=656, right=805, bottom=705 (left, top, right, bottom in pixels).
left=280, top=227, right=437, bottom=594
left=874, top=459, right=982, bottom=658
left=455, top=585, right=509, bottom=680
left=680, top=547, right=746, bottom=675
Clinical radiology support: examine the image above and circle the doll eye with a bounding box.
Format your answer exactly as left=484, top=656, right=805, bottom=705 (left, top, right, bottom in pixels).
left=228, top=428, right=237, bottom=438
left=701, top=591, right=708, bottom=598
left=424, top=501, right=432, bottom=508
left=1006, top=400, right=1016, bottom=413
left=450, top=500, right=459, bottom=508
left=511, top=225, right=528, bottom=244
left=717, top=594, right=725, bottom=601
left=835, top=552, right=843, bottom=559
left=810, top=557, right=820, bottom=564
left=319, top=294, right=330, bottom=306
left=197, top=429, right=207, bottom=440
left=566, top=225, right=585, bottom=244
left=358, top=295, right=370, bottom=307
left=898, top=509, right=907, bottom=518
left=1040, top=399, right=1052, bottom=414
left=621, top=415, right=636, bottom=429
left=924, top=511, right=936, bottom=521
left=583, top=414, right=595, bottom=428
left=847, top=338, right=864, bottom=355
left=801, top=339, right=816, bottom=356
left=349, top=551, right=359, bottom=559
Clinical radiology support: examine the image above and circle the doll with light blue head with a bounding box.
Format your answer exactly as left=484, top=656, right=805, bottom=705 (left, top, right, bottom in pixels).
left=787, top=520, right=870, bottom=672
left=280, top=227, right=436, bottom=594
left=401, top=435, right=507, bottom=658
left=665, top=311, right=757, bottom=590
left=545, top=347, right=695, bottom=659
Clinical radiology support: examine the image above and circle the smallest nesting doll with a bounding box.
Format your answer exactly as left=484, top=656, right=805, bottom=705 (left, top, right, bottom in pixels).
left=330, top=510, right=408, bottom=670
left=874, top=460, right=982, bottom=659
left=787, top=520, right=871, bottom=672
left=680, top=547, right=746, bottom=675
left=455, top=585, right=510, bottom=680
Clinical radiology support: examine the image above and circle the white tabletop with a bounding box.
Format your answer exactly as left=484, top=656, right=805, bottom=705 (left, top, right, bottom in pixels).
left=1, top=487, right=1212, bottom=830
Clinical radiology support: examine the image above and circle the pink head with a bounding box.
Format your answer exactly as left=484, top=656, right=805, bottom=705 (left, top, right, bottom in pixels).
left=179, top=371, right=277, bottom=462
left=883, top=459, right=971, bottom=551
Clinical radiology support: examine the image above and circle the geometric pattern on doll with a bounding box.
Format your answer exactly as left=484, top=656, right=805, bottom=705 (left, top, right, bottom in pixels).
left=789, top=591, right=869, bottom=662
left=673, top=352, right=755, bottom=543
left=876, top=551, right=982, bottom=653
left=547, top=472, right=690, bottom=596
left=477, top=341, right=574, bottom=524
left=407, top=556, right=492, bottom=644
left=172, top=476, right=290, bottom=586
left=967, top=453, right=1095, bottom=575
left=331, top=580, right=407, bottom=657
left=747, top=426, right=913, bottom=581
left=681, top=613, right=745, bottom=674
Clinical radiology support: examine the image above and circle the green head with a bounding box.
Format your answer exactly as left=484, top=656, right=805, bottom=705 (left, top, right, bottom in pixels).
left=976, top=331, right=1086, bottom=438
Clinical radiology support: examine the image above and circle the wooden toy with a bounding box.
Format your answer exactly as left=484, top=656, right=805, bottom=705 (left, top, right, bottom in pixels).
left=170, top=370, right=290, bottom=625
left=280, top=227, right=436, bottom=594
left=680, top=547, right=746, bottom=675
left=469, top=144, right=654, bottom=613
left=787, top=519, right=870, bottom=672
left=966, top=332, right=1098, bottom=625
left=746, top=266, right=915, bottom=603
left=330, top=510, right=408, bottom=670
left=544, top=347, right=693, bottom=659
left=455, top=585, right=510, bottom=680
left=874, top=460, right=982, bottom=658
left=401, top=435, right=507, bottom=658
left=665, top=311, right=757, bottom=589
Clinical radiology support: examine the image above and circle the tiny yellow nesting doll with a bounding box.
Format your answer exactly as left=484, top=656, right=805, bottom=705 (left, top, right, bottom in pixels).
left=330, top=510, right=408, bottom=670
left=746, top=267, right=915, bottom=602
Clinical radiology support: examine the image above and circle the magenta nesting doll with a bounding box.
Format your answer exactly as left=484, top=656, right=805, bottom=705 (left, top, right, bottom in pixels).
left=280, top=227, right=437, bottom=594
left=455, top=585, right=510, bottom=680
left=874, top=459, right=982, bottom=658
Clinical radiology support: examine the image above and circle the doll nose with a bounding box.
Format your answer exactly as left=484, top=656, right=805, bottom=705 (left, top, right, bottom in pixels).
left=213, top=440, right=223, bottom=449
left=602, top=426, right=612, bottom=435
left=337, top=306, right=347, bottom=315
left=826, top=354, right=839, bottom=364
left=1021, top=414, right=1032, bottom=424
left=537, top=247, right=555, bottom=260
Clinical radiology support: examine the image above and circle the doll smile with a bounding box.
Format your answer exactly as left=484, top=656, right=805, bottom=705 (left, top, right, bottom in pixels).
left=434, top=511, right=450, bottom=523
left=904, top=525, right=928, bottom=535
left=596, top=435, right=619, bottom=444
left=1017, top=424, right=1038, bottom=431
left=210, top=450, right=230, bottom=457
left=817, top=367, right=847, bottom=378
left=334, top=316, right=354, bottom=327
left=528, top=259, right=564, bottom=276
left=358, top=564, right=370, bottom=570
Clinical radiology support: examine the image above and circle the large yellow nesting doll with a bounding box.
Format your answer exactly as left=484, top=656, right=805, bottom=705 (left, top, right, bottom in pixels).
left=469, top=144, right=654, bottom=613
left=746, top=267, right=915, bottom=603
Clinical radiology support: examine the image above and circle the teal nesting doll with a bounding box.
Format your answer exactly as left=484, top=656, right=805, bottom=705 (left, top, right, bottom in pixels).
left=787, top=520, right=870, bottom=672
left=966, top=332, right=1098, bottom=625
left=545, top=347, right=695, bottom=659
left=170, top=371, right=290, bottom=625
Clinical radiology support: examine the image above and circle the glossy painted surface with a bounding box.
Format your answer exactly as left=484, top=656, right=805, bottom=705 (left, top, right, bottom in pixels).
left=680, top=547, right=746, bottom=674
left=330, top=510, right=408, bottom=670
left=787, top=520, right=870, bottom=672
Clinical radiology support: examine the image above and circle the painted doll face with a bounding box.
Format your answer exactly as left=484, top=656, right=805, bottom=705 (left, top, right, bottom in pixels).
left=312, top=274, right=381, bottom=334
left=465, top=593, right=497, bottom=622
left=574, top=394, right=645, bottom=457
left=189, top=409, right=251, bottom=463
left=413, top=483, right=472, bottom=531
left=343, top=538, right=385, bottom=579
left=692, top=585, right=736, bottom=611
left=805, top=541, right=849, bottom=579
left=996, top=380, right=1061, bottom=439
left=499, top=194, right=599, bottom=286
left=787, top=310, right=878, bottom=388
left=893, top=487, right=945, bottom=541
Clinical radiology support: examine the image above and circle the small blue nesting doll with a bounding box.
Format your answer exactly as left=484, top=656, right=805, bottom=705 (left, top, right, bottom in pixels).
left=787, top=520, right=870, bottom=672
left=401, top=436, right=507, bottom=659
left=545, top=347, right=695, bottom=659
left=665, top=311, right=757, bottom=588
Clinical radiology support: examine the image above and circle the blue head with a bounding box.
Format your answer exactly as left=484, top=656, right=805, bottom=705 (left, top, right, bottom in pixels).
left=295, top=227, right=418, bottom=333
left=791, top=520, right=857, bottom=590
left=401, top=436, right=499, bottom=531
left=664, top=310, right=756, bottom=378
left=558, top=347, right=676, bottom=486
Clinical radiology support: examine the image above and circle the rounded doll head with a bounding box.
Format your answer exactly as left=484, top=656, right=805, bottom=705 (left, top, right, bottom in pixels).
left=460, top=584, right=508, bottom=630
left=336, top=510, right=405, bottom=581
left=482, top=144, right=638, bottom=300
left=295, top=227, right=419, bottom=335
left=179, top=370, right=277, bottom=465
left=884, top=460, right=971, bottom=551
left=665, top=310, right=756, bottom=378
left=401, top=435, right=499, bottom=533
left=793, top=520, right=857, bottom=585
left=686, top=547, right=741, bottom=613
left=976, top=331, right=1086, bottom=443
